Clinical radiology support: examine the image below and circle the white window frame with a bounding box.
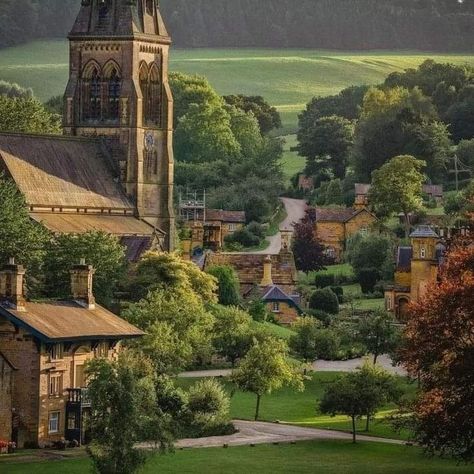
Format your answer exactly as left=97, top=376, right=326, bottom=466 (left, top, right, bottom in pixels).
left=420, top=247, right=426, bottom=259
left=228, top=223, right=238, bottom=232
left=49, top=373, right=63, bottom=397
left=272, top=302, right=280, bottom=313
left=48, top=412, right=60, bottom=434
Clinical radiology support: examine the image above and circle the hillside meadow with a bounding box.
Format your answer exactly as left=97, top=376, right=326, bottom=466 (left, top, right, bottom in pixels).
left=1, top=40, right=474, bottom=134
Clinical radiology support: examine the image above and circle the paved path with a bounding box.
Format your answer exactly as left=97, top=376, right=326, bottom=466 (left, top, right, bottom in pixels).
left=252, top=197, right=307, bottom=255
left=162, top=420, right=404, bottom=449
left=179, top=355, right=406, bottom=378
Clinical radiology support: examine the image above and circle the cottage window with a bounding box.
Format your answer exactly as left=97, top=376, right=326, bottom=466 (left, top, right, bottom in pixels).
left=228, top=224, right=238, bottom=232
left=48, top=412, right=60, bottom=434
left=360, top=226, right=368, bottom=236
left=420, top=247, right=426, bottom=259
left=49, top=373, right=63, bottom=397
left=50, top=344, right=63, bottom=361
left=272, top=302, right=280, bottom=313
left=95, top=342, right=109, bottom=358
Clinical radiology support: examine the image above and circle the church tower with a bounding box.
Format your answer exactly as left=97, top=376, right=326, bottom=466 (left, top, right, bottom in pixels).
left=63, top=0, right=175, bottom=250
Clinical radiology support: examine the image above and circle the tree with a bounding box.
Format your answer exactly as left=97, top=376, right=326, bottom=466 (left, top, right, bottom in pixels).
left=309, top=288, right=339, bottom=315
left=211, top=305, right=253, bottom=367
left=124, top=287, right=215, bottom=375
left=0, top=96, right=61, bottom=134
left=206, top=265, right=240, bottom=306
left=320, top=363, right=399, bottom=442
left=357, top=310, right=401, bottom=364
left=351, top=87, right=441, bottom=181
left=0, top=80, right=33, bottom=99
left=369, top=155, right=426, bottom=238
left=324, top=179, right=344, bottom=205
left=298, top=115, right=354, bottom=179
left=232, top=337, right=304, bottom=420
left=85, top=352, right=170, bottom=474
left=0, top=175, right=49, bottom=282
left=43, top=231, right=127, bottom=306
left=174, top=101, right=241, bottom=163
left=224, top=94, right=281, bottom=134
left=130, top=252, right=218, bottom=304
left=292, top=210, right=328, bottom=273
left=399, top=241, right=474, bottom=461
left=289, top=317, right=323, bottom=367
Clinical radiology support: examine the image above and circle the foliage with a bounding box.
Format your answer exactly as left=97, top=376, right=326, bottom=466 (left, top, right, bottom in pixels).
left=292, top=210, right=328, bottom=273
left=0, top=174, right=49, bottom=285
left=299, top=115, right=354, bottom=179
left=224, top=227, right=261, bottom=249
left=186, top=379, right=233, bottom=436
left=231, top=337, right=304, bottom=420
left=357, top=310, right=401, bottom=363
left=224, top=94, right=281, bottom=134
left=85, top=352, right=171, bottom=474
left=43, top=231, right=127, bottom=306
left=0, top=95, right=61, bottom=134
left=399, top=241, right=474, bottom=462
left=124, top=287, right=215, bottom=374
left=206, top=266, right=240, bottom=306
left=289, top=317, right=323, bottom=364
left=320, top=362, right=400, bottom=443
left=129, top=251, right=217, bottom=304
left=369, top=155, right=426, bottom=238
left=0, top=80, right=33, bottom=98
left=356, top=268, right=380, bottom=295
left=211, top=305, right=253, bottom=367
left=351, top=87, right=448, bottom=182
left=309, top=288, right=339, bottom=315
left=314, top=273, right=336, bottom=289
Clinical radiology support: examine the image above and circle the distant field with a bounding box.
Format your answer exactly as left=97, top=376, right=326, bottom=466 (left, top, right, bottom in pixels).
left=1, top=40, right=474, bottom=134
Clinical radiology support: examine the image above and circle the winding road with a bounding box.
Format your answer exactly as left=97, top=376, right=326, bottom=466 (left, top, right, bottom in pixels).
left=252, top=197, right=307, bottom=255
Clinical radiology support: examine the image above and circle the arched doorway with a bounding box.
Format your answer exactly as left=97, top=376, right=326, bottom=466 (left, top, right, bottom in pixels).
left=397, top=297, right=410, bottom=323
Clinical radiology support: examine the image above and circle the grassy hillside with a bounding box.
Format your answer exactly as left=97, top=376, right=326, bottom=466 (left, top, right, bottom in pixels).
left=1, top=40, right=474, bottom=135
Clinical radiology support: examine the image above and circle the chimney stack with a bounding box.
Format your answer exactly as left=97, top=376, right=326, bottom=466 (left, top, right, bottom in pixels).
left=70, top=259, right=96, bottom=309
left=0, top=258, right=26, bottom=311
left=260, top=255, right=274, bottom=287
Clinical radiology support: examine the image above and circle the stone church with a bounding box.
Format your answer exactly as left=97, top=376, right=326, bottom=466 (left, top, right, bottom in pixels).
left=0, top=0, right=175, bottom=257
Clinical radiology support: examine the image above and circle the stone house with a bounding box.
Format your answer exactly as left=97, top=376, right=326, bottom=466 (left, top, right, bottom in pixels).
left=385, top=226, right=445, bottom=321
left=0, top=0, right=176, bottom=257
left=314, top=207, right=378, bottom=262
left=0, top=352, right=16, bottom=443
left=0, top=259, right=143, bottom=448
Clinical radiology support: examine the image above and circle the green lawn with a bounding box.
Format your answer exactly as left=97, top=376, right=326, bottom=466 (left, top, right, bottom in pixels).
left=252, top=321, right=296, bottom=341
left=2, top=40, right=474, bottom=134
left=4, top=441, right=473, bottom=474
left=177, top=372, right=415, bottom=440
left=281, top=134, right=305, bottom=182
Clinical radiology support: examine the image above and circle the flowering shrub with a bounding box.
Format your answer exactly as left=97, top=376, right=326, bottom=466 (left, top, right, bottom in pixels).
left=0, top=440, right=16, bottom=454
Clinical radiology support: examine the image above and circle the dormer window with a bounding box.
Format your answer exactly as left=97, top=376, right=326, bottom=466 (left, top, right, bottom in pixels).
left=420, top=247, right=426, bottom=259
left=50, top=344, right=63, bottom=361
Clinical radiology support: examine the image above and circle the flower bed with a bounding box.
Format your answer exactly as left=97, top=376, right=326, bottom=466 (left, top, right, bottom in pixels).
left=0, top=440, right=16, bottom=454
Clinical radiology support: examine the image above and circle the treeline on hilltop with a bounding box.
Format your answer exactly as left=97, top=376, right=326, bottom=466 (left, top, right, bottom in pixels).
left=1, top=0, right=474, bottom=51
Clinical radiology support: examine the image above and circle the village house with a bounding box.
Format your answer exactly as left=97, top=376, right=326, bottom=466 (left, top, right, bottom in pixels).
left=385, top=226, right=445, bottom=321
left=0, top=259, right=143, bottom=448
left=0, top=0, right=176, bottom=258
left=313, top=206, right=378, bottom=262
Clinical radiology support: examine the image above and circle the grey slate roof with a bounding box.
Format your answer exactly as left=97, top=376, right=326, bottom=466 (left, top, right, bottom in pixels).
left=409, top=226, right=440, bottom=239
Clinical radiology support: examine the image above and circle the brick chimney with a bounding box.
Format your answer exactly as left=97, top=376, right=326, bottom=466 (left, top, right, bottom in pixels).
left=0, top=258, right=26, bottom=311
left=260, top=255, right=274, bottom=287
left=70, top=259, right=96, bottom=309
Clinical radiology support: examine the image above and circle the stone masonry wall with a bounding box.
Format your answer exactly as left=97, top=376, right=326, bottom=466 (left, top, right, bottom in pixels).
left=0, top=356, right=14, bottom=441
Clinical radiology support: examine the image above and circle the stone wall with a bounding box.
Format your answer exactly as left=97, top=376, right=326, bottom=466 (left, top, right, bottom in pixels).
left=0, top=355, right=14, bottom=441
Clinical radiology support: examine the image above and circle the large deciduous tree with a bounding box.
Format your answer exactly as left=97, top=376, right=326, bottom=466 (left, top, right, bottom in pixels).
left=369, top=155, right=426, bottom=238
left=298, top=115, right=354, bottom=179
left=399, top=241, right=474, bottom=462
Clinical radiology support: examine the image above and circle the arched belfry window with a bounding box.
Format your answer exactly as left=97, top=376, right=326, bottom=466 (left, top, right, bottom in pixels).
left=82, top=63, right=102, bottom=121
left=148, top=63, right=162, bottom=126
left=139, top=62, right=150, bottom=125
left=98, top=0, right=112, bottom=28
left=103, top=62, right=122, bottom=121
left=146, top=0, right=154, bottom=15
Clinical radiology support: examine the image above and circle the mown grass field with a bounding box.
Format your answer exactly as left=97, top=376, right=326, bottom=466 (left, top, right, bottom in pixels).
left=1, top=40, right=474, bottom=134
left=177, top=372, right=415, bottom=440
left=4, top=441, right=473, bottom=474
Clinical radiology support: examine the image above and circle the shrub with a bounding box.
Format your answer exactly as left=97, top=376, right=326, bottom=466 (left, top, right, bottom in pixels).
left=246, top=221, right=266, bottom=239
left=306, top=309, right=332, bottom=326
left=358, top=268, right=380, bottom=294
left=309, top=288, right=339, bottom=314
left=313, top=328, right=341, bottom=360
left=314, top=273, right=336, bottom=288
left=225, top=226, right=262, bottom=248
left=186, top=379, right=234, bottom=437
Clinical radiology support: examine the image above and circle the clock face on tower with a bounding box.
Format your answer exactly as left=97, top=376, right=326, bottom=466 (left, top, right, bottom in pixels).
left=144, top=131, right=155, bottom=151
